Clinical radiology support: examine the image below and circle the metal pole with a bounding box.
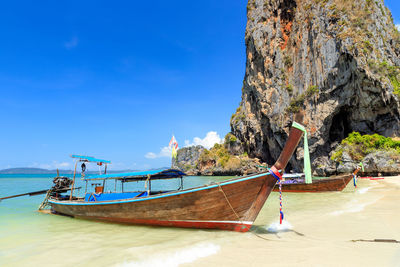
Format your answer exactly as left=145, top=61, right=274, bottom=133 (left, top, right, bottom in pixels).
left=149, top=180, right=151, bottom=195
left=70, top=160, right=78, bottom=200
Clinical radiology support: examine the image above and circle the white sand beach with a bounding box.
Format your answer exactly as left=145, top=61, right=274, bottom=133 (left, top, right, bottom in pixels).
left=187, top=176, right=400, bottom=267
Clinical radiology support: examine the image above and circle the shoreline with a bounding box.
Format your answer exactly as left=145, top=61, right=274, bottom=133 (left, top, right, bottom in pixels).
left=184, top=176, right=400, bottom=267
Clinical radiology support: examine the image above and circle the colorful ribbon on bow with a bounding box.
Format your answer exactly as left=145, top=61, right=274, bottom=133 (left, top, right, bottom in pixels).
left=269, top=166, right=284, bottom=224
left=291, top=122, right=312, bottom=184
left=353, top=162, right=365, bottom=187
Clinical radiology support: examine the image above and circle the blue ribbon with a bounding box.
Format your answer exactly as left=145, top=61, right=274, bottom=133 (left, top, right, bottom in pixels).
left=268, top=168, right=281, bottom=181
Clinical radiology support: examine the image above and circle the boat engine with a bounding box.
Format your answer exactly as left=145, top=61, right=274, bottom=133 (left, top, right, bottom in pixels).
left=38, top=176, right=73, bottom=210
left=50, top=176, right=73, bottom=195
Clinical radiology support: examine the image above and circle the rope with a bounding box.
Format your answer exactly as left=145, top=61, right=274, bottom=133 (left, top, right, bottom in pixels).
left=217, top=183, right=271, bottom=241
left=278, top=179, right=284, bottom=224
left=89, top=193, right=97, bottom=202
left=217, top=184, right=243, bottom=224
left=268, top=166, right=284, bottom=224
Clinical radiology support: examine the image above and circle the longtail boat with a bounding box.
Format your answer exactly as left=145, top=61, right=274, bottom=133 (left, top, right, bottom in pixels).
left=273, top=174, right=353, bottom=193
left=272, top=123, right=359, bottom=193
left=43, top=122, right=304, bottom=232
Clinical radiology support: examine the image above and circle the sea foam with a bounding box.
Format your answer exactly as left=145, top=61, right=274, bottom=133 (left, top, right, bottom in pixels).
left=118, top=242, right=220, bottom=267
left=266, top=220, right=293, bottom=233
left=329, top=197, right=381, bottom=216
left=357, top=187, right=370, bottom=194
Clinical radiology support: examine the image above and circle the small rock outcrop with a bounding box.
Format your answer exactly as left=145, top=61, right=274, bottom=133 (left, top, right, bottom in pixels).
left=330, top=132, right=400, bottom=175
left=231, top=0, right=400, bottom=175
left=172, top=136, right=266, bottom=176
left=172, top=145, right=205, bottom=175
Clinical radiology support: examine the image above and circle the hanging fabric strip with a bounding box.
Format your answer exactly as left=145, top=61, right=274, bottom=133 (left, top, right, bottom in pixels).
left=292, top=122, right=312, bottom=184
left=269, top=166, right=284, bottom=224
left=359, top=162, right=365, bottom=172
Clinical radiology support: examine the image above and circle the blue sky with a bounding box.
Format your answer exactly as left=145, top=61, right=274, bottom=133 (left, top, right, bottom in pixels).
left=0, top=1, right=399, bottom=171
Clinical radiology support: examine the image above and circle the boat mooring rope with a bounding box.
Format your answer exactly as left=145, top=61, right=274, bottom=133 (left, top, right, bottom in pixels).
left=217, top=183, right=271, bottom=241
left=217, top=184, right=243, bottom=226
left=268, top=166, right=284, bottom=224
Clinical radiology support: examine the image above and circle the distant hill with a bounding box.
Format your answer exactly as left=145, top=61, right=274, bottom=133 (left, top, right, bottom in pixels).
left=0, top=167, right=170, bottom=174
left=0, top=168, right=71, bottom=174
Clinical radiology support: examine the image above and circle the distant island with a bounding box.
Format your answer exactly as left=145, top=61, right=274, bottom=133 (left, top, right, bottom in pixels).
left=0, top=167, right=165, bottom=175
left=0, top=168, right=67, bottom=174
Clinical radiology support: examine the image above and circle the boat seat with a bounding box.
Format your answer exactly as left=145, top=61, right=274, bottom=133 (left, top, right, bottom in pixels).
left=84, top=191, right=148, bottom=202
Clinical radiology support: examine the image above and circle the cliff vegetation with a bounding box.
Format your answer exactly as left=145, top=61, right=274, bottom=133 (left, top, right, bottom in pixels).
left=230, top=0, right=400, bottom=176
left=331, top=132, right=400, bottom=174
left=331, top=132, right=400, bottom=162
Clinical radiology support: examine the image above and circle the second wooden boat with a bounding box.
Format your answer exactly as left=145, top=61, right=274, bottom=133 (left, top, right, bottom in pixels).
left=271, top=122, right=358, bottom=193
left=273, top=174, right=353, bottom=193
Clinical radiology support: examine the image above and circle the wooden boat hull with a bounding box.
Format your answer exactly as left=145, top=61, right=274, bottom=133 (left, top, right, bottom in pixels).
left=49, top=172, right=277, bottom=232
left=273, top=174, right=353, bottom=192
left=47, top=118, right=305, bottom=232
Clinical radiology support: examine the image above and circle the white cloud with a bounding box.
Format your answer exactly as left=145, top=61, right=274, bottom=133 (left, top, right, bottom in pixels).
left=185, top=131, right=223, bottom=149
left=30, top=161, right=71, bottom=170
left=145, top=131, right=223, bottom=159
left=145, top=152, right=157, bottom=159
left=64, top=36, right=78, bottom=49
left=396, top=24, right=400, bottom=31
left=56, top=162, right=70, bottom=168
left=145, top=146, right=172, bottom=159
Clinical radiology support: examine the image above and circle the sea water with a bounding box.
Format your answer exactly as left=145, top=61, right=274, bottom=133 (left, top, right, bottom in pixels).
left=0, top=174, right=233, bottom=266
left=1, top=174, right=399, bottom=266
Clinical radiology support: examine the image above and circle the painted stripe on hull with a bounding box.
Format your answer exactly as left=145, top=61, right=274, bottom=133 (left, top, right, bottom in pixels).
left=72, top=215, right=253, bottom=232
left=273, top=189, right=341, bottom=193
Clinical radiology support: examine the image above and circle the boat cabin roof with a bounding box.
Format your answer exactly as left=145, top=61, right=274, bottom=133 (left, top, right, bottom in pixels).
left=71, top=154, right=111, bottom=164
left=84, top=169, right=186, bottom=182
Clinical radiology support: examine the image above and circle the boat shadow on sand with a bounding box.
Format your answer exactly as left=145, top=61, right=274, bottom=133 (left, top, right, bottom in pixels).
left=251, top=225, right=305, bottom=237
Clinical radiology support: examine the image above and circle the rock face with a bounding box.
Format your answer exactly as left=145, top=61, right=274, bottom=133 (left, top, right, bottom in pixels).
left=335, top=150, right=400, bottom=175
left=172, top=145, right=205, bottom=175
left=172, top=140, right=266, bottom=176
left=231, top=0, right=400, bottom=175
left=363, top=151, right=400, bottom=175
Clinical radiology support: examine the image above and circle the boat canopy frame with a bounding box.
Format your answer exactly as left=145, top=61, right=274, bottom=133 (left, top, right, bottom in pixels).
left=69, top=154, right=111, bottom=200
left=84, top=169, right=186, bottom=182
left=83, top=169, right=187, bottom=195
left=68, top=155, right=186, bottom=198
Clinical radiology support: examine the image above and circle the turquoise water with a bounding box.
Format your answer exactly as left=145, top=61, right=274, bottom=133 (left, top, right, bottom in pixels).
left=0, top=174, right=235, bottom=266
left=2, top=174, right=397, bottom=266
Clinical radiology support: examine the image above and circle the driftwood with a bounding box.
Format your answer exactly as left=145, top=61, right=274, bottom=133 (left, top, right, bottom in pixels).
left=352, top=239, right=400, bottom=243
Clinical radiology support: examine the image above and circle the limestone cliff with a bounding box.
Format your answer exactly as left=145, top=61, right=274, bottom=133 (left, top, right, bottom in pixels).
left=231, top=0, right=400, bottom=175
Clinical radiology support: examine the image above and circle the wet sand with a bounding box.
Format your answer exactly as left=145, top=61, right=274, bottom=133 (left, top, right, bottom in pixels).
left=188, top=176, right=400, bottom=267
